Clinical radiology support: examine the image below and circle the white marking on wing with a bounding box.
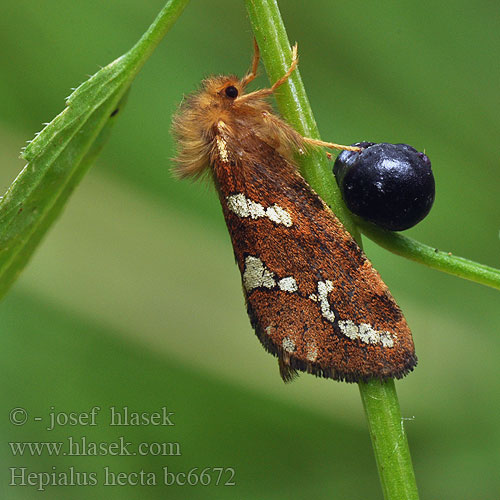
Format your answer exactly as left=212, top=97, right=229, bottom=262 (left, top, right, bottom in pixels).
left=309, top=280, right=395, bottom=348
left=317, top=280, right=335, bottom=322
left=306, top=343, right=318, bottom=362
left=242, top=256, right=298, bottom=296
left=216, top=136, right=229, bottom=162
left=226, top=194, right=293, bottom=227
left=242, top=256, right=276, bottom=291
left=338, top=320, right=395, bottom=348
left=282, top=337, right=296, bottom=353
left=278, top=277, right=298, bottom=292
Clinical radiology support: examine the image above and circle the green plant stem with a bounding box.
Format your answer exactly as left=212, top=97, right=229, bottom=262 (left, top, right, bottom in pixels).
left=358, top=220, right=500, bottom=290
left=244, top=1, right=419, bottom=499
left=359, top=379, right=418, bottom=500
left=243, top=0, right=359, bottom=240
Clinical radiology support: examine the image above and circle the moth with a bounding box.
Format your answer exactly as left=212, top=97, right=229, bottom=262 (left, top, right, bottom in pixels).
left=172, top=42, right=416, bottom=382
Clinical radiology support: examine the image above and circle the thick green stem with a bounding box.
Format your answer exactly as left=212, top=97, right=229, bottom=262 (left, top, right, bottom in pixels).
left=244, top=0, right=359, bottom=240
left=359, top=379, right=418, bottom=500
left=244, top=1, right=419, bottom=498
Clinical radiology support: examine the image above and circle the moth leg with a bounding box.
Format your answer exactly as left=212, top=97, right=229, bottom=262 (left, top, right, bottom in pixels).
left=237, top=43, right=299, bottom=103
left=259, top=109, right=307, bottom=153
left=239, top=41, right=360, bottom=157
left=259, top=111, right=360, bottom=159
left=270, top=43, right=299, bottom=92
left=241, top=38, right=260, bottom=88
left=300, top=137, right=361, bottom=153
left=268, top=44, right=361, bottom=154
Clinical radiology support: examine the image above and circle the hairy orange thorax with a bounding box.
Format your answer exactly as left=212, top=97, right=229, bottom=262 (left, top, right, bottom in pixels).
left=172, top=71, right=306, bottom=180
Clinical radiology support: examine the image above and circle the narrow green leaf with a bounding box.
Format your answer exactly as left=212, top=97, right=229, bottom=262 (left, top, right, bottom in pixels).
left=0, top=92, right=128, bottom=297
left=0, top=0, right=190, bottom=300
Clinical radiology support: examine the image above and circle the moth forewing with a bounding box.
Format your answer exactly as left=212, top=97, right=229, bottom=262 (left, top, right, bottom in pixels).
left=172, top=43, right=416, bottom=382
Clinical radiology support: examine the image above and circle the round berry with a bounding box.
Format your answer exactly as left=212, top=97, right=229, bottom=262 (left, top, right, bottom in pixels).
left=333, top=142, right=435, bottom=231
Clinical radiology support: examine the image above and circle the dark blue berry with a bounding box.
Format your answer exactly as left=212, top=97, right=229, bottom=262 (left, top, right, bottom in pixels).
left=333, top=143, right=435, bottom=231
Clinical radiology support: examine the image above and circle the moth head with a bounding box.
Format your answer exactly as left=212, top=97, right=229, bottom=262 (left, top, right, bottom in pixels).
left=171, top=74, right=247, bottom=180
left=198, top=75, right=247, bottom=109
left=197, top=38, right=263, bottom=110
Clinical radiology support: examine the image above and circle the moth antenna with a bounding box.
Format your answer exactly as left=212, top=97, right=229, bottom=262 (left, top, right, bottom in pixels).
left=241, top=38, right=260, bottom=88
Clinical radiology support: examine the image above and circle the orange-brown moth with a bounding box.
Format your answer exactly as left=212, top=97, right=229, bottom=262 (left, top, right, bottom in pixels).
left=172, top=42, right=416, bottom=382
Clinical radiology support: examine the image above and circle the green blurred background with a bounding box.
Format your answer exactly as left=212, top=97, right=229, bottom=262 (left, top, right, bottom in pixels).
left=1, top=1, right=499, bottom=498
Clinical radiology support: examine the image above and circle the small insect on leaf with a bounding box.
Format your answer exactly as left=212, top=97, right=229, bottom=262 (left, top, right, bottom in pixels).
left=171, top=42, right=416, bottom=383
